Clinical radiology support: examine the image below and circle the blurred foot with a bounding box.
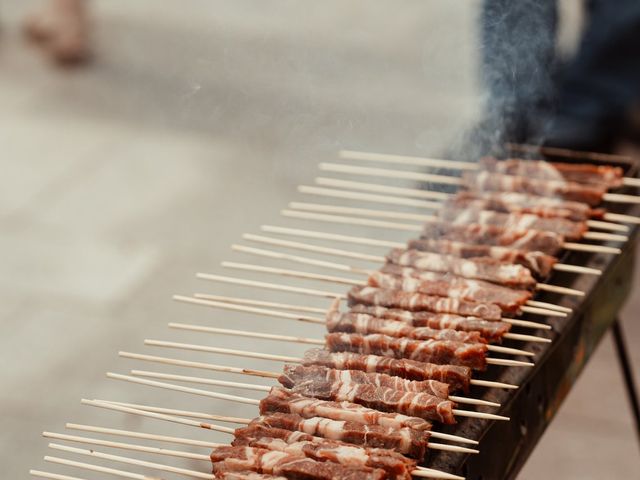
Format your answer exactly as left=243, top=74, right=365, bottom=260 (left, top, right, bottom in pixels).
left=23, top=0, right=90, bottom=66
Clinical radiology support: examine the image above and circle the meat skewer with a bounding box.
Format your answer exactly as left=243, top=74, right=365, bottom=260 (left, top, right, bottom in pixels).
left=311, top=176, right=640, bottom=225
left=317, top=162, right=640, bottom=205
left=174, top=294, right=551, bottom=344
left=219, top=260, right=572, bottom=317
left=121, top=350, right=501, bottom=408
left=159, top=325, right=534, bottom=370
left=279, top=210, right=622, bottom=255
left=287, top=202, right=628, bottom=243
left=334, top=150, right=640, bottom=194
left=185, top=276, right=558, bottom=335
left=141, top=339, right=519, bottom=391
left=79, top=400, right=468, bottom=479
left=242, top=232, right=600, bottom=279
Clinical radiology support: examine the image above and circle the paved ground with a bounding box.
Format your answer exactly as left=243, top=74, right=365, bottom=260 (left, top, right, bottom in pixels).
left=1, top=1, right=638, bottom=478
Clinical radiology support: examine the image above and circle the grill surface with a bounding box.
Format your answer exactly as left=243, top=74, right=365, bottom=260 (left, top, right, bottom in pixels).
left=427, top=150, right=640, bottom=478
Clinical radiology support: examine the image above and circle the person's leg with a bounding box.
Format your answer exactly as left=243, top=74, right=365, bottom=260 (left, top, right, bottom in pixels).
left=23, top=0, right=90, bottom=66
left=544, top=0, right=640, bottom=151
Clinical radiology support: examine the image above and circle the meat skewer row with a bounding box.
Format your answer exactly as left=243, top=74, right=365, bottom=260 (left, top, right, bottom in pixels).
left=174, top=294, right=550, bottom=347
left=141, top=338, right=519, bottom=392
left=278, top=210, right=622, bottom=256
left=286, top=202, right=628, bottom=243
left=121, top=350, right=501, bottom=408
left=338, top=148, right=640, bottom=189
left=124, top=368, right=498, bottom=428
left=54, top=422, right=462, bottom=480
left=218, top=261, right=571, bottom=320
left=308, top=176, right=640, bottom=225
left=227, top=245, right=573, bottom=313
left=107, top=372, right=508, bottom=442
left=325, top=155, right=640, bottom=204
left=166, top=324, right=533, bottom=371
left=184, top=277, right=556, bottom=337
left=188, top=294, right=549, bottom=343
left=68, top=403, right=462, bottom=480
left=241, top=232, right=600, bottom=281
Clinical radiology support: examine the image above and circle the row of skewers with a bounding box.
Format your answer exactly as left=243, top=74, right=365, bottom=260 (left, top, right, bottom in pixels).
left=32, top=147, right=639, bottom=480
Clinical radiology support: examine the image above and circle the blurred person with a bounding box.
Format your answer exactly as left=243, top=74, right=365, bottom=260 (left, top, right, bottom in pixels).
left=23, top=0, right=90, bottom=66
left=473, top=0, right=640, bottom=155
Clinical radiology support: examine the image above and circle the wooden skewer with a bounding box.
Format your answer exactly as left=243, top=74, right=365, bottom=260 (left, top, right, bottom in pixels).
left=83, top=398, right=241, bottom=430
left=48, top=443, right=213, bottom=479
left=44, top=432, right=212, bottom=461
left=192, top=292, right=330, bottom=313
left=219, top=260, right=571, bottom=315
left=288, top=202, right=628, bottom=242
left=341, top=146, right=640, bottom=189
left=279, top=210, right=623, bottom=254
left=316, top=176, right=452, bottom=200
left=143, top=339, right=520, bottom=389
left=183, top=294, right=552, bottom=342
left=66, top=423, right=221, bottom=448
left=42, top=458, right=157, bottom=480
left=196, top=272, right=345, bottom=299
left=30, top=471, right=89, bottom=480
left=298, top=185, right=443, bottom=210
left=81, top=402, right=472, bottom=477
left=251, top=229, right=601, bottom=276
left=317, top=176, right=640, bottom=225
left=168, top=322, right=535, bottom=358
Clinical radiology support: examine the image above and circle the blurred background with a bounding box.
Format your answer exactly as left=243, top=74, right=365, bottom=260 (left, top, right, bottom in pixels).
left=0, top=1, right=638, bottom=478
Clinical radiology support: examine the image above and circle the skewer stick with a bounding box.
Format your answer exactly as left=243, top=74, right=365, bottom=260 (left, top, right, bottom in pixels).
left=173, top=294, right=326, bottom=324
left=316, top=176, right=452, bottom=200
left=128, top=370, right=503, bottom=436
left=168, top=322, right=534, bottom=358
left=31, top=471, right=90, bottom=480
left=196, top=272, right=344, bottom=299
left=220, top=260, right=572, bottom=315
left=144, top=339, right=522, bottom=388
left=42, top=458, right=155, bottom=480
left=339, top=149, right=479, bottom=171
left=298, top=185, right=442, bottom=210
left=85, top=398, right=248, bottom=426
left=250, top=230, right=600, bottom=277
left=319, top=162, right=465, bottom=186
left=193, top=292, right=329, bottom=313
left=585, top=219, right=629, bottom=233
left=535, top=283, right=585, bottom=296
left=48, top=443, right=212, bottom=479
left=44, top=432, right=211, bottom=461
left=525, top=300, right=572, bottom=313
left=262, top=224, right=404, bottom=248
left=503, top=332, right=551, bottom=343
left=319, top=176, right=640, bottom=225
left=281, top=210, right=623, bottom=254
left=107, top=372, right=261, bottom=406
left=66, top=423, right=221, bottom=448
left=289, top=202, right=628, bottom=242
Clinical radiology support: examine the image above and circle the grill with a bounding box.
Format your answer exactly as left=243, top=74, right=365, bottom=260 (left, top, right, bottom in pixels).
left=427, top=146, right=640, bottom=478
left=30, top=145, right=640, bottom=480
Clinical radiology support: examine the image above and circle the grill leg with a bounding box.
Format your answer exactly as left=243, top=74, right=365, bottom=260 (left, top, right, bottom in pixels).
left=612, top=318, right=640, bottom=443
